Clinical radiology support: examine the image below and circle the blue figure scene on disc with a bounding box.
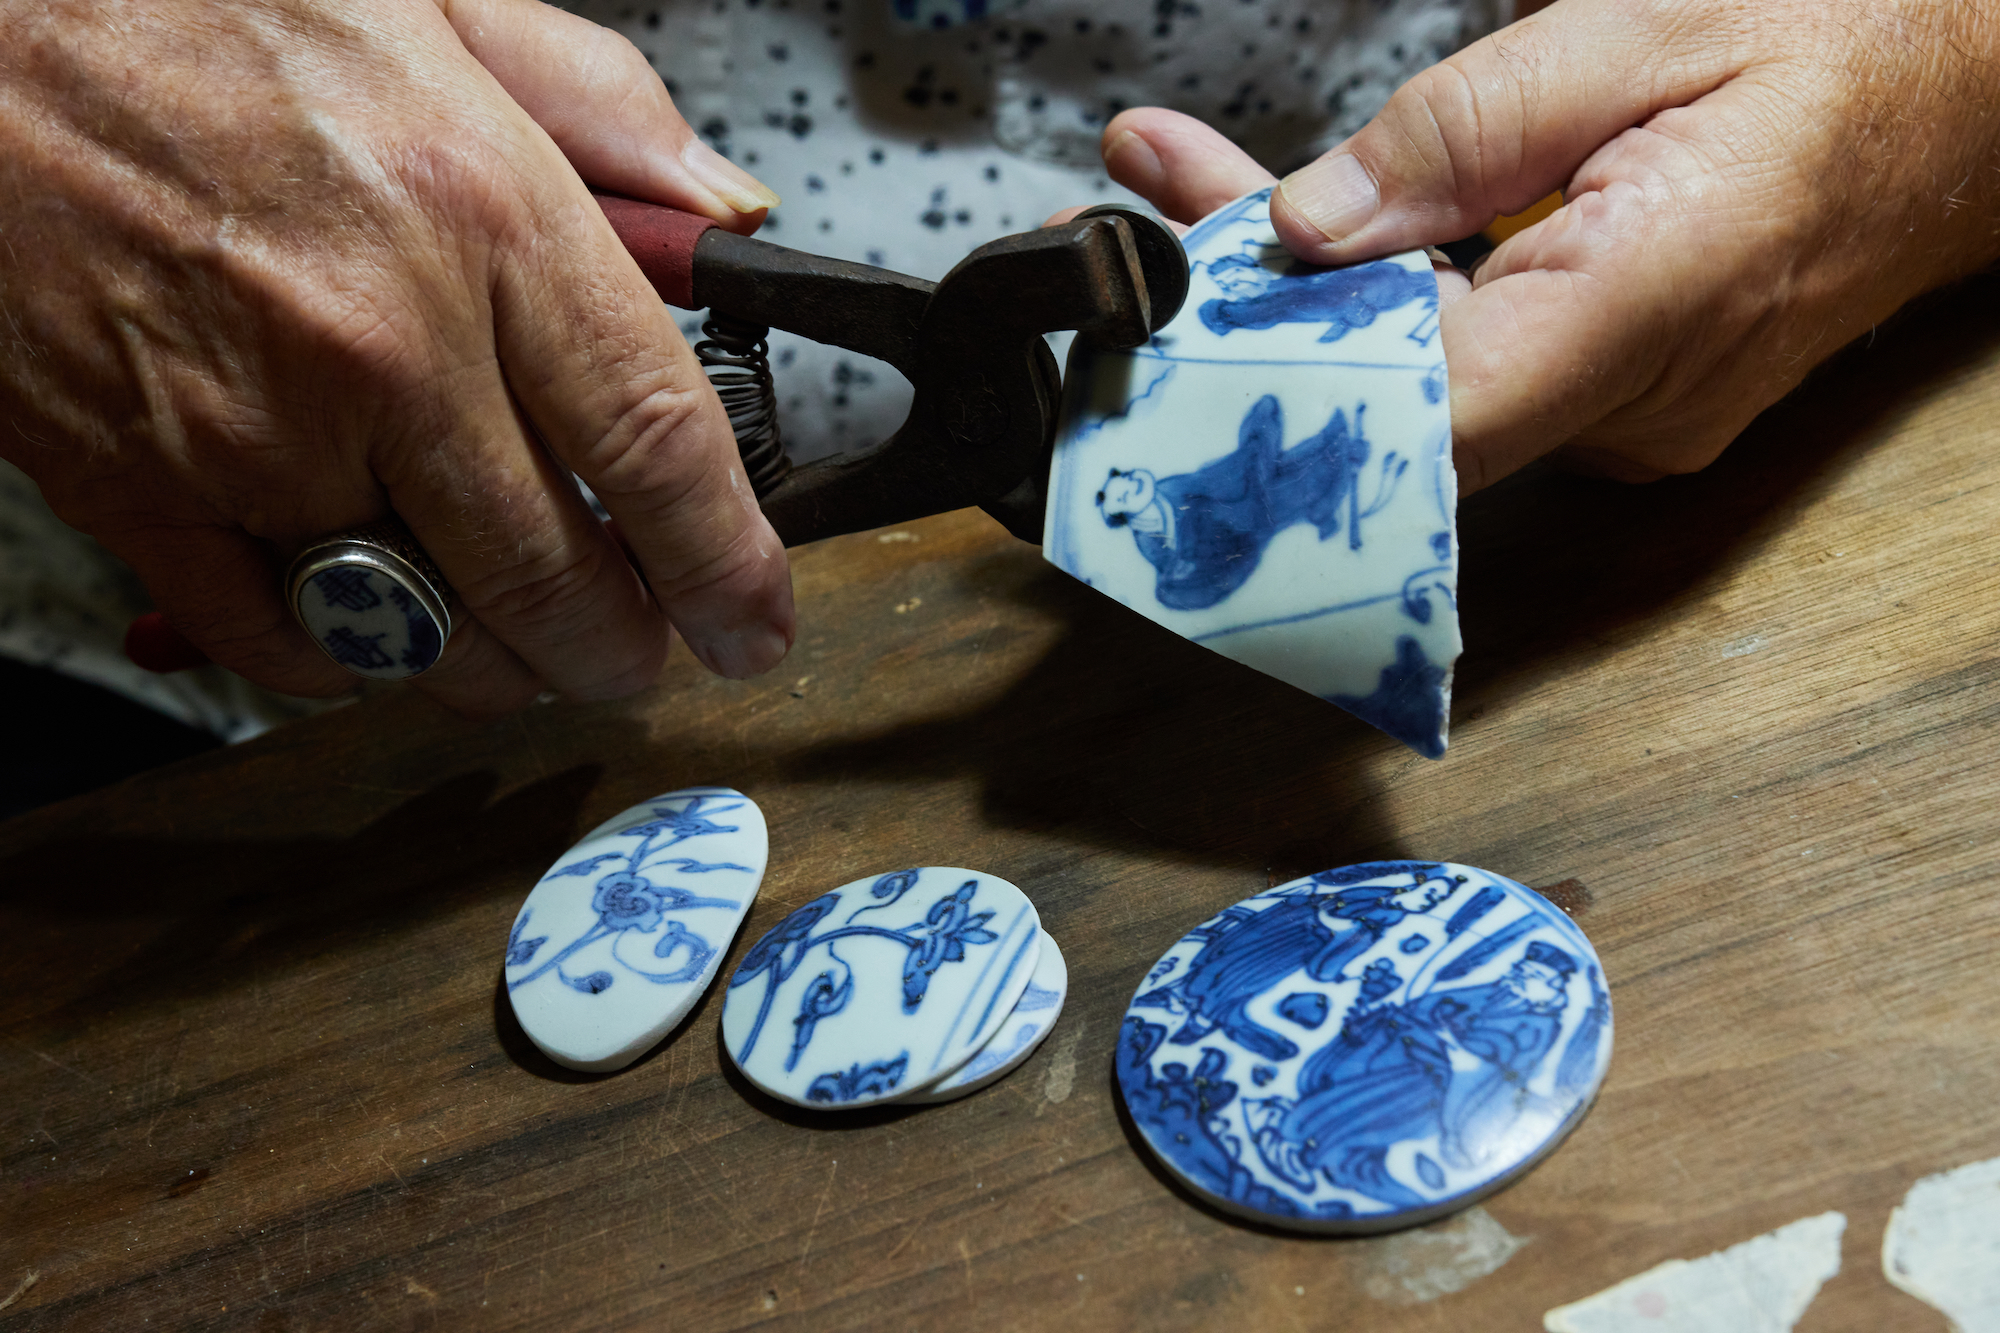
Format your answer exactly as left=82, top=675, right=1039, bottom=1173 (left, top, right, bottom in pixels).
left=296, top=566, right=445, bottom=680
left=1044, top=187, right=1461, bottom=758
left=505, top=787, right=768, bottom=1073
left=1117, top=861, right=1613, bottom=1234
left=721, top=867, right=1043, bottom=1108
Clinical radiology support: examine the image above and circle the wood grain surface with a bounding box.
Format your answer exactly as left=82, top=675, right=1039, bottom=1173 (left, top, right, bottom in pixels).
left=4, top=273, right=2000, bottom=1332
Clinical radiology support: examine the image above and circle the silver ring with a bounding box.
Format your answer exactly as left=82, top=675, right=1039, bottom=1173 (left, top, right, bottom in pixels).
left=286, top=518, right=456, bottom=681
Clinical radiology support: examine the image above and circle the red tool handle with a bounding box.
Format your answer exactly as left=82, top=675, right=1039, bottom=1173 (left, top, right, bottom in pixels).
left=592, top=193, right=718, bottom=310
left=125, top=611, right=211, bottom=673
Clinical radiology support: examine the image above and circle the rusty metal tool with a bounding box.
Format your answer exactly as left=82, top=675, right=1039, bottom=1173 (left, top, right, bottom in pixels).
left=595, top=193, right=1189, bottom=546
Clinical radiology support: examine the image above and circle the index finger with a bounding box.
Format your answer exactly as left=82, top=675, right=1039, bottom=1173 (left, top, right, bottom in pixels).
left=490, top=178, right=795, bottom=680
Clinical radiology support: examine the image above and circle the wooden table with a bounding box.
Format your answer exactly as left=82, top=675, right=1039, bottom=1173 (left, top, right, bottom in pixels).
left=5, top=272, right=1999, bottom=1332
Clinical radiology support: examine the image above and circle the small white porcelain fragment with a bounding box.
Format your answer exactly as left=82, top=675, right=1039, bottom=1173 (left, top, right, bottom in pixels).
left=1044, top=186, right=1461, bottom=757
left=722, top=867, right=1042, bottom=1108
left=505, top=787, right=767, bottom=1073
left=1118, top=861, right=1612, bottom=1234
left=899, top=931, right=1068, bottom=1104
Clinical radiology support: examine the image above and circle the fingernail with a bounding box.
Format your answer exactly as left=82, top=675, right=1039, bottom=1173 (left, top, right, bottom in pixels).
left=679, top=139, right=780, bottom=215
left=688, top=621, right=790, bottom=679
left=1104, top=130, right=1162, bottom=187
left=1278, top=153, right=1378, bottom=244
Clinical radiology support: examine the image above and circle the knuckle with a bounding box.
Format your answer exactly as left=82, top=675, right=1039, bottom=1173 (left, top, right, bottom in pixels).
left=458, top=539, right=609, bottom=633
left=651, top=517, right=772, bottom=604
left=582, top=382, right=723, bottom=506
left=1385, top=61, right=1488, bottom=206
left=591, top=27, right=662, bottom=93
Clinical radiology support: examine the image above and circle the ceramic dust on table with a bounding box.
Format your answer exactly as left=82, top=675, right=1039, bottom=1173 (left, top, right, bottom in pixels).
left=504, top=787, right=768, bottom=1073
left=722, top=867, right=1042, bottom=1108
left=898, top=931, right=1069, bottom=1105
left=1044, top=186, right=1460, bottom=757
left=1118, top=861, right=1612, bottom=1234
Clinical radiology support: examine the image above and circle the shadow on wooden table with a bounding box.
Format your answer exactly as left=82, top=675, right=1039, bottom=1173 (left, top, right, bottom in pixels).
left=1454, top=271, right=2000, bottom=702
left=0, top=764, right=602, bottom=1020
left=3, top=270, right=1993, bottom=1043
left=781, top=270, right=2000, bottom=876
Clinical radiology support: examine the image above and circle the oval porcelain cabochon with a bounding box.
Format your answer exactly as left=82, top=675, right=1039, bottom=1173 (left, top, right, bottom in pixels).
left=1043, top=187, right=1461, bottom=758
left=505, top=787, right=769, bottom=1073
left=900, top=931, right=1069, bottom=1105
left=1118, top=861, right=1612, bottom=1234
left=296, top=566, right=445, bottom=680
left=722, top=867, right=1043, bottom=1108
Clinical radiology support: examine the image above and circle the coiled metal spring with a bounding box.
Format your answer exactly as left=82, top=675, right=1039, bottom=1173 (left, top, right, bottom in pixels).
left=693, top=316, right=791, bottom=499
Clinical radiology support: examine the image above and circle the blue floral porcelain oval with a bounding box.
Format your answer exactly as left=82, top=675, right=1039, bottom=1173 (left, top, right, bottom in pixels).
left=1044, top=187, right=1460, bottom=757
left=722, top=867, right=1043, bottom=1108
left=1118, top=861, right=1612, bottom=1234
left=505, top=787, right=768, bottom=1073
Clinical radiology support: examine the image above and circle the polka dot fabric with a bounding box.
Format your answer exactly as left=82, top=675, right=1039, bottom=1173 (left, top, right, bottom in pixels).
left=567, top=0, right=1505, bottom=459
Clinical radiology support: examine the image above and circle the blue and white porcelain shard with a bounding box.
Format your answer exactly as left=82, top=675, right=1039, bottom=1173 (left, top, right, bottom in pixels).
left=1043, top=186, right=1460, bottom=758
left=722, top=867, right=1043, bottom=1109
left=296, top=567, right=445, bottom=680
left=504, top=787, right=768, bottom=1073
left=898, top=931, right=1069, bottom=1105
left=1118, top=861, right=1612, bottom=1235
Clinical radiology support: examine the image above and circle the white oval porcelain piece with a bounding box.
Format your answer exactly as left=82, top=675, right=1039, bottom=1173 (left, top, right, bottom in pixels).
left=722, top=867, right=1043, bottom=1108
left=899, top=931, right=1068, bottom=1105
left=505, top=787, right=768, bottom=1073
left=1043, top=186, right=1461, bottom=758
left=1118, top=861, right=1612, bottom=1234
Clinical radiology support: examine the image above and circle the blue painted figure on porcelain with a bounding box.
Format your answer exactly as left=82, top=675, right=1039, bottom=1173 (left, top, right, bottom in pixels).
left=1118, top=861, right=1613, bottom=1231
left=1199, top=250, right=1439, bottom=345
left=1096, top=395, right=1402, bottom=611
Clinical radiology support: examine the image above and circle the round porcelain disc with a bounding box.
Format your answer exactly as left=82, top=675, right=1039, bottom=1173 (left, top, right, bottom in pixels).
left=899, top=931, right=1069, bottom=1105
left=505, top=788, right=768, bottom=1073
left=1118, top=861, right=1612, bottom=1234
left=722, top=867, right=1042, bottom=1108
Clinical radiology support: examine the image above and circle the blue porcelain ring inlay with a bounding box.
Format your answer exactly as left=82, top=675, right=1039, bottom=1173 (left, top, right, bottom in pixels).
left=1118, top=861, right=1612, bottom=1234
left=287, top=519, right=455, bottom=680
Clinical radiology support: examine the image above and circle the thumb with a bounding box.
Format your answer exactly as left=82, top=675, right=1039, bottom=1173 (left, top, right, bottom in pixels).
left=441, top=0, right=779, bottom=232
left=1269, top=0, right=1735, bottom=263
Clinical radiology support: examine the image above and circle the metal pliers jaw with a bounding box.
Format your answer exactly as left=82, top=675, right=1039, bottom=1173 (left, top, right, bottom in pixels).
left=599, top=196, right=1190, bottom=546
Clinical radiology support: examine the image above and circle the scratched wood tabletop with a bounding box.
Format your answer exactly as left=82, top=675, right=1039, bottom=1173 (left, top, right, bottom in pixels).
left=5, top=273, right=2000, bottom=1332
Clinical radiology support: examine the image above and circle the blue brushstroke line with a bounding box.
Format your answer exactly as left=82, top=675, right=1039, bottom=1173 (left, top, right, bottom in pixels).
left=929, top=903, right=1035, bottom=1075
left=970, top=925, right=1042, bottom=1045
left=1436, top=914, right=1544, bottom=982
left=1128, top=352, right=1438, bottom=371
left=1445, top=886, right=1505, bottom=938
left=1014, top=981, right=1062, bottom=1012
left=1190, top=590, right=1404, bottom=643
left=1066, top=363, right=1175, bottom=444
left=1181, top=187, right=1273, bottom=251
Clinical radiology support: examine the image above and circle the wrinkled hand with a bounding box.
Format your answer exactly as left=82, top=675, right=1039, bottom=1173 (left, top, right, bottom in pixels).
left=0, top=0, right=793, bottom=714
left=1101, top=0, right=2000, bottom=492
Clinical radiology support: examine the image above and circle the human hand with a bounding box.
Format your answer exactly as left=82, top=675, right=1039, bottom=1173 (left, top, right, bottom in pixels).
left=0, top=0, right=792, bottom=715
left=1100, top=0, right=2000, bottom=492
